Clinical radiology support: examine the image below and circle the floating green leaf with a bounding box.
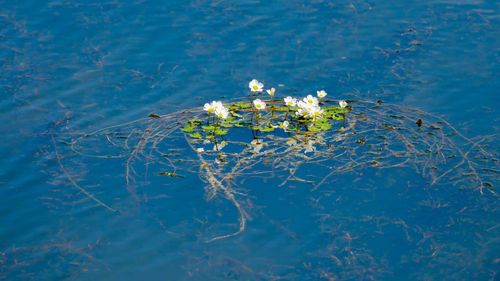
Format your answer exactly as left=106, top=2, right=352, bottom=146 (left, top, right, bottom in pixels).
left=214, top=129, right=228, bottom=135
left=189, top=118, right=204, bottom=125
left=308, top=126, right=322, bottom=132
left=202, top=125, right=215, bottom=131
left=181, top=125, right=195, bottom=132
left=234, top=102, right=251, bottom=109
left=258, top=126, right=275, bottom=132
left=189, top=132, right=201, bottom=138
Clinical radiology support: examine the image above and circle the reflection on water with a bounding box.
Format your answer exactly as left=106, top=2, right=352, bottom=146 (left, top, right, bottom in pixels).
left=0, top=0, right=499, bottom=280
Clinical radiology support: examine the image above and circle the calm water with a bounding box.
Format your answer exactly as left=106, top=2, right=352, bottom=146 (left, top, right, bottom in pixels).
left=1, top=0, right=499, bottom=280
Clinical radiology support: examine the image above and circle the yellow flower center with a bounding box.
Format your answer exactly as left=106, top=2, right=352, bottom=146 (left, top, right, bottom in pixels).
left=253, top=85, right=259, bottom=90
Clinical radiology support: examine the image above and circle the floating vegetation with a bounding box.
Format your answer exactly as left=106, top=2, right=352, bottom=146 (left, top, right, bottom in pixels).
left=68, top=80, right=498, bottom=242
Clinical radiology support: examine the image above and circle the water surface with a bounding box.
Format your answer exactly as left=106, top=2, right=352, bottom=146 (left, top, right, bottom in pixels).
left=1, top=1, right=499, bottom=280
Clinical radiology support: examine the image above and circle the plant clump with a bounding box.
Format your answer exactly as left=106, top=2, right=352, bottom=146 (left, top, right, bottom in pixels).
left=183, top=79, right=349, bottom=154
left=68, top=79, right=498, bottom=242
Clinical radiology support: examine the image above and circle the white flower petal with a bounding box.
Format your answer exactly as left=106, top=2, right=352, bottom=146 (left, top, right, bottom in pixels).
left=249, top=79, right=264, bottom=92
left=253, top=99, right=266, bottom=110
left=284, top=96, right=297, bottom=106
left=317, top=90, right=327, bottom=98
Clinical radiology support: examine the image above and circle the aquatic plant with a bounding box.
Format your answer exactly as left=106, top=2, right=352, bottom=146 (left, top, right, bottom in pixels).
left=66, top=79, right=498, bottom=243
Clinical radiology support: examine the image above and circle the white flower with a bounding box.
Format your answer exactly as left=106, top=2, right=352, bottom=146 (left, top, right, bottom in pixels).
left=266, top=87, right=275, bottom=96
left=296, top=100, right=305, bottom=108
left=249, top=79, right=264, bottom=92
left=295, top=101, right=312, bottom=117
left=214, top=106, right=229, bottom=119
left=281, top=120, right=289, bottom=129
left=284, top=96, right=297, bottom=107
left=196, top=148, right=204, bottom=153
left=203, top=103, right=214, bottom=113
left=303, top=95, right=319, bottom=106
left=339, top=100, right=348, bottom=108
left=204, top=100, right=228, bottom=119
left=309, top=106, right=324, bottom=120
left=212, top=101, right=223, bottom=111
left=253, top=99, right=266, bottom=110
left=295, top=107, right=307, bottom=117
left=296, top=98, right=324, bottom=120
left=317, top=90, right=327, bottom=99
left=205, top=101, right=224, bottom=113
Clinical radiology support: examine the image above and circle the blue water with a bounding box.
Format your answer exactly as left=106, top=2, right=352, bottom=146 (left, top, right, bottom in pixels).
left=1, top=1, right=499, bottom=280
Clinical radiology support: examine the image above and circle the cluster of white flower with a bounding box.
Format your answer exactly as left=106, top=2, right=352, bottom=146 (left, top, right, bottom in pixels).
left=283, top=90, right=347, bottom=121
left=203, top=100, right=229, bottom=119
left=196, top=81, right=349, bottom=154
left=204, top=80, right=348, bottom=122
left=286, top=93, right=324, bottom=120
left=247, top=79, right=348, bottom=121
left=295, top=96, right=324, bottom=120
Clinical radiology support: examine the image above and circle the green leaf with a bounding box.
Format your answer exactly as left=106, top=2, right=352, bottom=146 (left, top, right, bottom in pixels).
left=214, top=129, right=227, bottom=135
left=308, top=126, right=322, bottom=132
left=181, top=125, right=195, bottom=132
left=189, top=132, right=201, bottom=138
left=188, top=118, right=203, bottom=125
left=320, top=123, right=331, bottom=130
left=230, top=112, right=242, bottom=118
left=258, top=126, right=275, bottom=132
left=314, top=117, right=329, bottom=124
left=223, top=116, right=236, bottom=123
left=234, top=102, right=251, bottom=109
left=202, top=125, right=215, bottom=131
left=313, top=118, right=332, bottom=131
left=325, top=106, right=348, bottom=115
